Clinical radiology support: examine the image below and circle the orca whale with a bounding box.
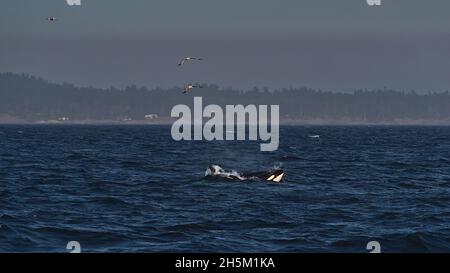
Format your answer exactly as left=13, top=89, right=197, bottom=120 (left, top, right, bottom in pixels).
left=205, top=165, right=284, bottom=182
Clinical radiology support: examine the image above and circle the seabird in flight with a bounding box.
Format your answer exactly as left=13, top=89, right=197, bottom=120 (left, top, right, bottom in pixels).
left=46, top=17, right=57, bottom=22
left=178, top=57, right=203, bottom=66
left=183, top=84, right=203, bottom=94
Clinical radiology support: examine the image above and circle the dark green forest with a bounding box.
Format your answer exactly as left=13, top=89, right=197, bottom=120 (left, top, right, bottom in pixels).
left=1, top=73, right=449, bottom=123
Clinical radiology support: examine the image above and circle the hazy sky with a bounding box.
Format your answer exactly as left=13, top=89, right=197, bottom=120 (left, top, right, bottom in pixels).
left=1, top=0, right=450, bottom=92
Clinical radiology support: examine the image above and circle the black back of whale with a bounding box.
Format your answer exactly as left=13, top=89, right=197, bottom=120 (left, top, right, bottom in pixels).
left=243, top=169, right=284, bottom=180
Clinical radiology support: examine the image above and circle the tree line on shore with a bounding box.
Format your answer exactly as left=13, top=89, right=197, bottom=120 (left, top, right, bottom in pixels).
left=1, top=73, right=449, bottom=122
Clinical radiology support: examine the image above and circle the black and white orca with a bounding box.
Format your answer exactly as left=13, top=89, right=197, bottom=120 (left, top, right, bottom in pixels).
left=205, top=164, right=284, bottom=182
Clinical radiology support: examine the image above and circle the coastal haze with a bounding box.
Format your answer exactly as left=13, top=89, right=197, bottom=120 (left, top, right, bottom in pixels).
left=1, top=0, right=450, bottom=123
left=1, top=0, right=450, bottom=92
left=1, top=73, right=450, bottom=124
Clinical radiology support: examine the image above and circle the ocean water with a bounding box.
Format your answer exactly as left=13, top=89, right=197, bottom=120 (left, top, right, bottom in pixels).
left=0, top=125, right=449, bottom=253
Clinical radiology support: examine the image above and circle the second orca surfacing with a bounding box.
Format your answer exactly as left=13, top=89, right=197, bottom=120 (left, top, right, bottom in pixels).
left=205, top=164, right=284, bottom=183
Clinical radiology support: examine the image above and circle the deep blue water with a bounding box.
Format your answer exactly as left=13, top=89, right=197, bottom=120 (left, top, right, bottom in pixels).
left=0, top=125, right=449, bottom=253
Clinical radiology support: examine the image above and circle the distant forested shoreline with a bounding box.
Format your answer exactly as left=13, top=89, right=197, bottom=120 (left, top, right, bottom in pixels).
left=1, top=73, right=449, bottom=124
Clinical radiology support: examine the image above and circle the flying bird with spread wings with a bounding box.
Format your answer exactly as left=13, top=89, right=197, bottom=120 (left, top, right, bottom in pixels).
left=183, top=84, right=203, bottom=94
left=178, top=57, right=203, bottom=66
left=46, top=17, right=57, bottom=22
